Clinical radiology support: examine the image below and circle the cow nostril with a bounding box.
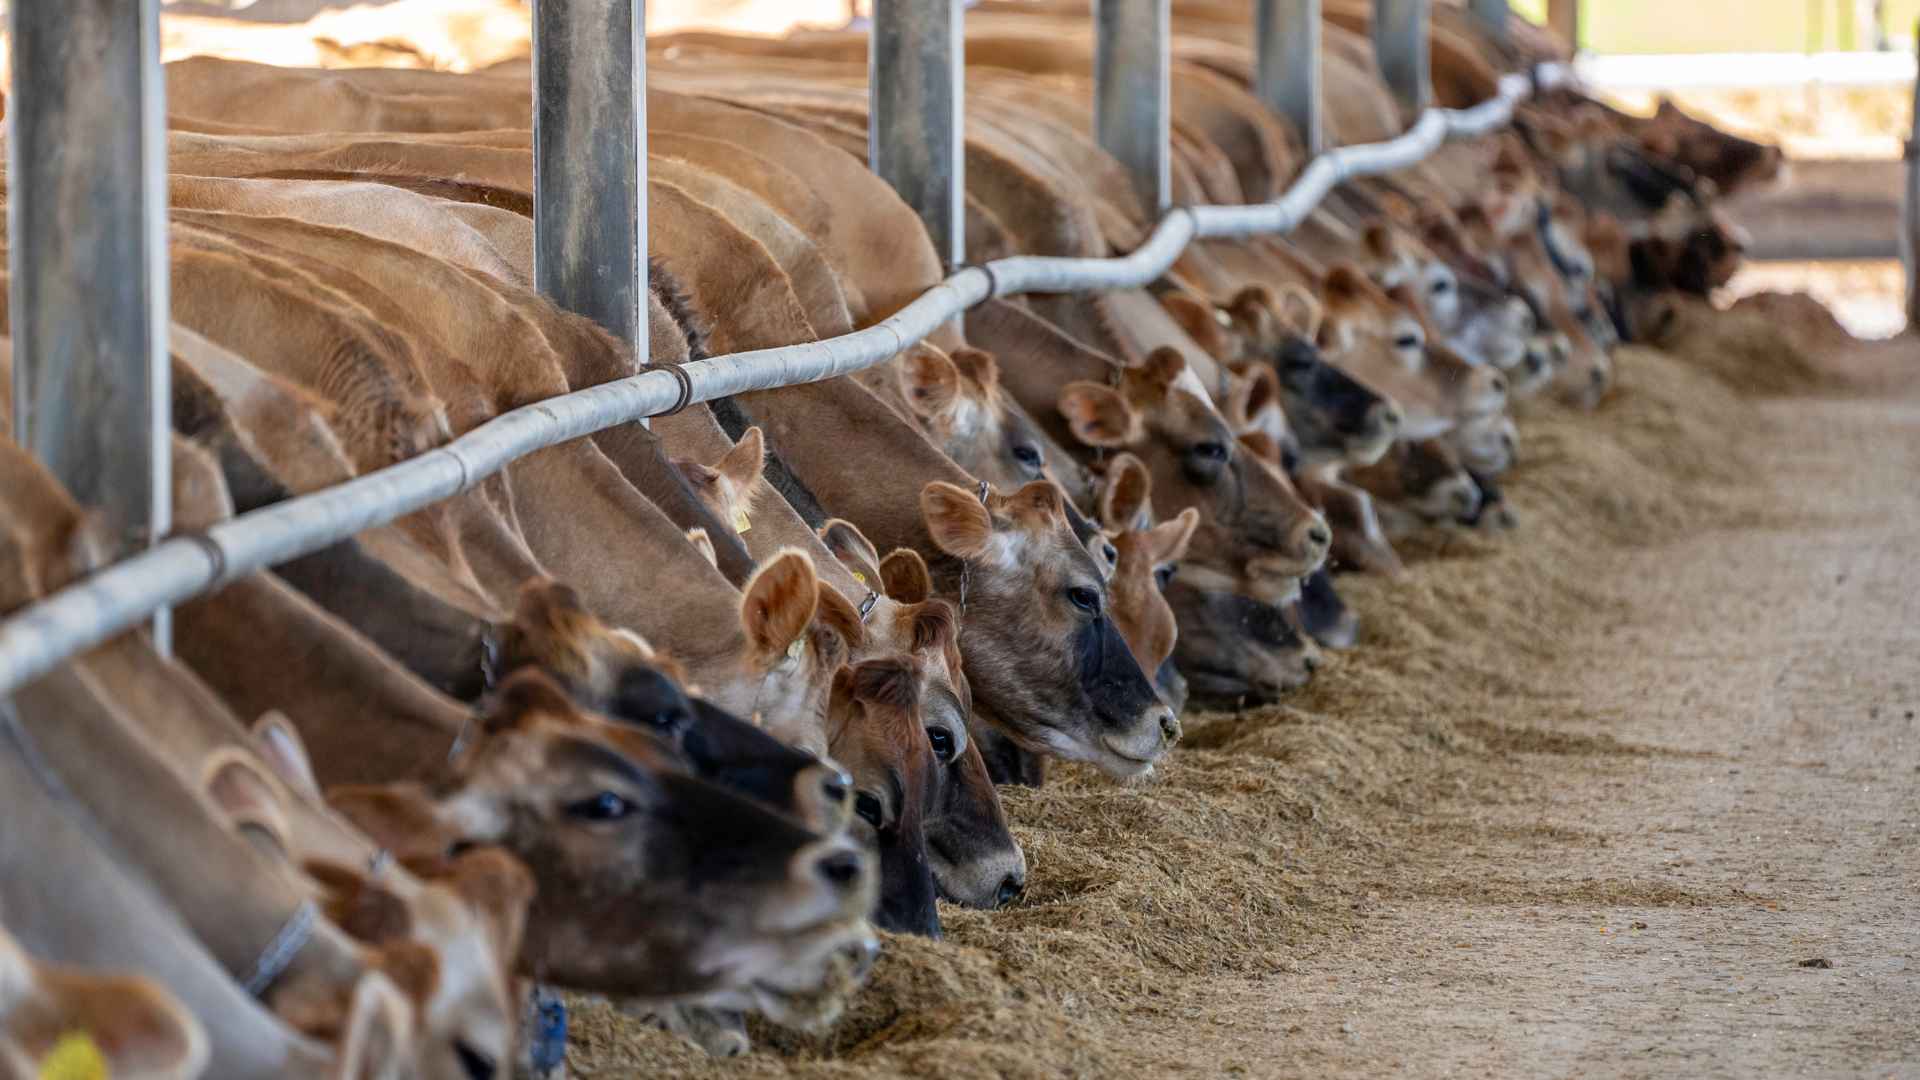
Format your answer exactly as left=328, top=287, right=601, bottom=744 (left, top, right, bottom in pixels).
left=995, top=873, right=1026, bottom=908
left=1303, top=653, right=1321, bottom=673
left=1378, top=406, right=1403, bottom=430
left=1501, top=432, right=1516, bottom=455
left=1158, top=710, right=1182, bottom=744
left=1490, top=373, right=1508, bottom=395
left=1306, top=523, right=1331, bottom=549
left=1591, top=367, right=1608, bottom=388
left=815, top=849, right=863, bottom=889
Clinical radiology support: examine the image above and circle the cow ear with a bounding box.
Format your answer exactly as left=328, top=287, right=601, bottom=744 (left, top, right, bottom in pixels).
left=490, top=669, right=580, bottom=732
left=1057, top=381, right=1138, bottom=448
left=920, top=482, right=995, bottom=560
left=335, top=973, right=412, bottom=1080
left=250, top=711, right=321, bottom=799
left=1362, top=222, right=1398, bottom=262
left=685, top=527, right=718, bottom=567
left=326, top=783, right=464, bottom=866
left=879, top=547, right=933, bottom=604
left=717, top=427, right=764, bottom=500
left=200, top=749, right=293, bottom=858
left=949, top=347, right=1000, bottom=395
left=849, top=657, right=918, bottom=711
left=1272, top=284, right=1322, bottom=340
left=443, top=847, right=535, bottom=968
left=304, top=859, right=415, bottom=945
left=372, top=941, right=441, bottom=1014
left=1160, top=293, right=1228, bottom=357
left=1017, top=479, right=1065, bottom=515
left=41, top=972, right=210, bottom=1080
left=1240, top=362, right=1279, bottom=420
left=898, top=345, right=961, bottom=420
left=818, top=518, right=882, bottom=585
left=909, top=598, right=958, bottom=657
left=1137, top=347, right=1187, bottom=396
left=1237, top=430, right=1282, bottom=466
left=1147, top=508, right=1200, bottom=565
left=1654, top=95, right=1680, bottom=118
left=1324, top=263, right=1370, bottom=303
left=1099, top=452, right=1152, bottom=532
left=740, top=550, right=819, bottom=665
left=812, top=582, right=866, bottom=658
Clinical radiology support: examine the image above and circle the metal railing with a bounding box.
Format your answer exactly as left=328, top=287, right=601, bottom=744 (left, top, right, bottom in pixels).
left=0, top=0, right=1566, bottom=699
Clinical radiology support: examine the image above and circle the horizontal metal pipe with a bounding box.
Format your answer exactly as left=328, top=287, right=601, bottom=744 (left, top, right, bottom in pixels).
left=0, top=64, right=1567, bottom=698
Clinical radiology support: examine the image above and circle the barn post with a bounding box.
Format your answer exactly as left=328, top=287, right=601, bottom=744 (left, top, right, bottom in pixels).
left=8, top=0, right=173, bottom=651
left=1468, top=0, right=1510, bottom=47
left=1373, top=0, right=1432, bottom=114
left=532, top=0, right=650, bottom=423
left=1095, top=0, right=1173, bottom=214
left=870, top=0, right=966, bottom=267
left=1255, top=0, right=1324, bottom=156
left=1903, top=21, right=1920, bottom=328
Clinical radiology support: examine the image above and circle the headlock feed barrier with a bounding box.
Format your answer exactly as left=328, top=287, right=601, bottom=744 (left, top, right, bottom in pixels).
left=0, top=0, right=1569, bottom=699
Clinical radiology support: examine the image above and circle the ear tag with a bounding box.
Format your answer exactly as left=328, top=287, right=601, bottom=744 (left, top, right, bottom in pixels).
left=785, top=638, right=805, bottom=663
left=39, top=1033, right=109, bottom=1080
left=734, top=509, right=752, bottom=534
left=851, top=571, right=867, bottom=585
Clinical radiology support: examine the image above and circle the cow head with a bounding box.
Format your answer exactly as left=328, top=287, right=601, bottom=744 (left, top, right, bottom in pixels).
left=828, top=657, right=942, bottom=938
left=1166, top=580, right=1319, bottom=706
left=1320, top=266, right=1510, bottom=426
left=1056, top=347, right=1329, bottom=601
left=1638, top=97, right=1787, bottom=198
left=489, top=579, right=852, bottom=833
left=1348, top=436, right=1484, bottom=529
left=1361, top=221, right=1534, bottom=372
left=671, top=426, right=764, bottom=539
left=329, top=670, right=877, bottom=1015
left=920, top=479, right=1177, bottom=778
left=819, top=521, right=1026, bottom=912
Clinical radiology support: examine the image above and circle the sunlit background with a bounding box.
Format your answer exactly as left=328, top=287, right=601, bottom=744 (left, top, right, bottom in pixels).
left=40, top=0, right=1919, bottom=336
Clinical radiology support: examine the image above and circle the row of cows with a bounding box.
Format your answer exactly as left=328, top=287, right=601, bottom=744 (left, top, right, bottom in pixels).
left=0, top=1, right=1782, bottom=1076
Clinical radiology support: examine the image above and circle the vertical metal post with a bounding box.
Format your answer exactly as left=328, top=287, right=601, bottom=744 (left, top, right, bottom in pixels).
left=1468, top=0, right=1510, bottom=47
left=1548, top=0, right=1580, bottom=52
left=8, top=0, right=172, bottom=652
left=1255, top=0, right=1323, bottom=156
left=1095, top=0, right=1173, bottom=214
left=1373, top=0, right=1431, bottom=114
left=870, top=0, right=965, bottom=267
left=1901, top=22, right=1920, bottom=329
left=533, top=0, right=650, bottom=420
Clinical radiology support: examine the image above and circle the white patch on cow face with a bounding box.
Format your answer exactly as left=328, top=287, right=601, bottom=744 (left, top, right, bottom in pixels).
left=981, top=530, right=1028, bottom=573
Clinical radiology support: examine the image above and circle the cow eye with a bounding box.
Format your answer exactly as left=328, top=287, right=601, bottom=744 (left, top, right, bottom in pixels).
left=1066, top=586, right=1102, bottom=616
left=854, top=792, right=885, bottom=829
left=1101, top=541, right=1118, bottom=565
left=928, top=727, right=956, bottom=764
left=1011, top=443, right=1044, bottom=470
left=1430, top=277, right=1454, bottom=295
left=1393, top=334, right=1421, bottom=350
left=566, top=792, right=635, bottom=822
left=1190, top=440, right=1229, bottom=462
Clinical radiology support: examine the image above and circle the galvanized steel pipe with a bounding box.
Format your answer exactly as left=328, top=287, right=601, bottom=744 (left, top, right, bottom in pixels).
left=0, top=65, right=1566, bottom=698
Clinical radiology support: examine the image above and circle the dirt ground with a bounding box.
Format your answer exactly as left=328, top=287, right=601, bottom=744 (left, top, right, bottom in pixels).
left=564, top=302, right=1920, bottom=1077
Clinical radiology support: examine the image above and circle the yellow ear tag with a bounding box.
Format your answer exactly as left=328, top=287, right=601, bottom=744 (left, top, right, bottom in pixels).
left=785, top=638, right=804, bottom=663
left=733, top=509, right=752, bottom=534
left=39, top=1032, right=109, bottom=1080
left=851, top=571, right=867, bottom=585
